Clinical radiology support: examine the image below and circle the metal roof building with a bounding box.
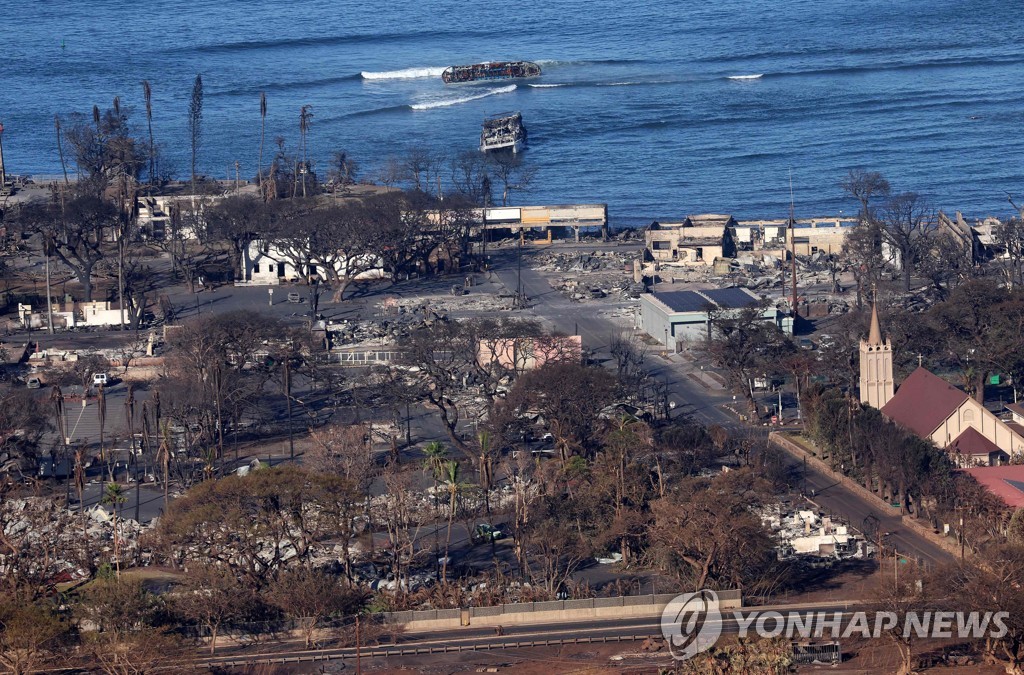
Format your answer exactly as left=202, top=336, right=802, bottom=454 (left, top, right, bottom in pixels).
left=636, top=287, right=792, bottom=352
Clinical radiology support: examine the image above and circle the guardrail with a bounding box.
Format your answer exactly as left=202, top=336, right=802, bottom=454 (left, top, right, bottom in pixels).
left=201, top=633, right=661, bottom=668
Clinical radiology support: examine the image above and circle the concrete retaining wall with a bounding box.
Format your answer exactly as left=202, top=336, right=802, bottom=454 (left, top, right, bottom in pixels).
left=389, top=590, right=743, bottom=631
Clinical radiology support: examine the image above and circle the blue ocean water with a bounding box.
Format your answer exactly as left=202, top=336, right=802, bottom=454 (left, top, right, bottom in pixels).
left=2, top=0, right=1023, bottom=225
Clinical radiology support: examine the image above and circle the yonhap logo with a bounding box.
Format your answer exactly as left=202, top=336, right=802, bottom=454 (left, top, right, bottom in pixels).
left=660, top=589, right=1010, bottom=661
left=661, top=589, right=722, bottom=661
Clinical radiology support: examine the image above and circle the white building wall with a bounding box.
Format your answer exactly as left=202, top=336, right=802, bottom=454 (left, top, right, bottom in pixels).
left=930, top=397, right=1024, bottom=459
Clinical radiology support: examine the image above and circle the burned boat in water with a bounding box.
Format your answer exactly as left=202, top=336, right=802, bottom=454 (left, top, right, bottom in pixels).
left=442, top=61, right=541, bottom=84
left=480, top=112, right=527, bottom=153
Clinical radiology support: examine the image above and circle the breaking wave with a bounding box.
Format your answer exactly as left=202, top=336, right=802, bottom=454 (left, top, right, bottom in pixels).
left=527, top=83, right=566, bottom=88
left=410, top=84, right=517, bottom=110
left=361, top=66, right=447, bottom=80
left=727, top=73, right=764, bottom=80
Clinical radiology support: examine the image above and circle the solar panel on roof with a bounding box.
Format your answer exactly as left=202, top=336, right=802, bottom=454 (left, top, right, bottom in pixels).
left=1005, top=479, right=1024, bottom=494
left=653, top=291, right=710, bottom=313
left=702, top=287, right=758, bottom=309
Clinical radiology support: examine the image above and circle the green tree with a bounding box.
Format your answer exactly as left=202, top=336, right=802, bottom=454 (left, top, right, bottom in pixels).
left=0, top=599, right=69, bottom=675
left=100, top=482, right=127, bottom=577
left=440, top=459, right=469, bottom=583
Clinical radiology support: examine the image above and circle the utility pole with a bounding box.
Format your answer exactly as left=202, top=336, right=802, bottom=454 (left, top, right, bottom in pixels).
left=516, top=227, right=523, bottom=308
left=355, top=615, right=362, bottom=675
left=44, top=237, right=54, bottom=334
left=283, top=359, right=294, bottom=459
left=959, top=509, right=965, bottom=560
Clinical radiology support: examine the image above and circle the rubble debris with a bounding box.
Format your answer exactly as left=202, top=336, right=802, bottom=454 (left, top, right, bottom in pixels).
left=758, top=505, right=872, bottom=561
left=532, top=249, right=646, bottom=301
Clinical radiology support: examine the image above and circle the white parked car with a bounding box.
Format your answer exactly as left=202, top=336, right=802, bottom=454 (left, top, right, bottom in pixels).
left=92, top=373, right=109, bottom=386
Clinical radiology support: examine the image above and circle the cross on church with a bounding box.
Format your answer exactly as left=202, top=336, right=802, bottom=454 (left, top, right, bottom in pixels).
left=918, top=354, right=923, bottom=367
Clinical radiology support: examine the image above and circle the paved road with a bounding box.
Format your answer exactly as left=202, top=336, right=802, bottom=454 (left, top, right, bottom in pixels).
left=489, top=245, right=954, bottom=567
left=196, top=599, right=856, bottom=668
left=489, top=246, right=736, bottom=428
left=774, top=446, right=954, bottom=567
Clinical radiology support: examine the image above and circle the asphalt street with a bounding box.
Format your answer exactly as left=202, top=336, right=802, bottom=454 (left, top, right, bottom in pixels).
left=488, top=243, right=954, bottom=568
left=196, top=599, right=857, bottom=668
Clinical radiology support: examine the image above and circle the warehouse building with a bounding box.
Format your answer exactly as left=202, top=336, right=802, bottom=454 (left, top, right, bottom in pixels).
left=637, top=287, right=792, bottom=352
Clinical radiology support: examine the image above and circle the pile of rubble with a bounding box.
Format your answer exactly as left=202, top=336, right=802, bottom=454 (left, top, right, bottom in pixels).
left=758, top=505, right=872, bottom=561
left=534, top=250, right=646, bottom=301
left=392, top=293, right=515, bottom=315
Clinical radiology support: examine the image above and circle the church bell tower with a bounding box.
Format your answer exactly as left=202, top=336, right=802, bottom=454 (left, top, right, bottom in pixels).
left=859, top=301, right=894, bottom=408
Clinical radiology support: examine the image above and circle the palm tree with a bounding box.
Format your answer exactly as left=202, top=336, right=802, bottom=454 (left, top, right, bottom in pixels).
left=142, top=80, right=155, bottom=183
left=188, top=74, right=203, bottom=193
left=440, top=459, right=466, bottom=583
left=54, top=115, right=69, bottom=184
left=422, top=441, right=449, bottom=480
left=477, top=429, right=495, bottom=522
left=158, top=421, right=172, bottom=504
left=298, top=105, right=313, bottom=197
left=97, top=384, right=108, bottom=480
left=422, top=441, right=448, bottom=578
left=258, top=92, right=267, bottom=196
left=101, top=482, right=127, bottom=577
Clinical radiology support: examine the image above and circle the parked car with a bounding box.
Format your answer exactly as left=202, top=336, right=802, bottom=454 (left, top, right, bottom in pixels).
left=26, top=377, right=42, bottom=389
left=798, top=337, right=815, bottom=350
left=287, top=292, right=303, bottom=303
left=92, top=373, right=108, bottom=386
left=471, top=523, right=506, bottom=544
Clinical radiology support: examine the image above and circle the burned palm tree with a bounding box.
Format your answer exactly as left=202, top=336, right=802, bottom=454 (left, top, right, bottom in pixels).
left=142, top=80, right=155, bottom=184
left=50, top=385, right=69, bottom=507
left=125, top=385, right=141, bottom=522
left=188, top=74, right=203, bottom=193
left=73, top=445, right=90, bottom=567
left=158, top=421, right=171, bottom=504
left=54, top=115, right=69, bottom=184
left=258, top=92, right=267, bottom=195
left=97, top=384, right=108, bottom=480
left=298, top=104, right=313, bottom=197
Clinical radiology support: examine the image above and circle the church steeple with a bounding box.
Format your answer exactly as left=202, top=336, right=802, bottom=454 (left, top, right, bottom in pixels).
left=859, top=299, right=894, bottom=408
left=867, top=302, right=883, bottom=346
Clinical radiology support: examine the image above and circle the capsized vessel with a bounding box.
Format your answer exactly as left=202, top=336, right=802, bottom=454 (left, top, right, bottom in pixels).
left=442, top=61, right=541, bottom=84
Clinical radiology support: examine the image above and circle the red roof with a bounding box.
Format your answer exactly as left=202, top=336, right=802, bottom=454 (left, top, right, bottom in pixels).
left=949, top=427, right=1002, bottom=459
left=881, top=367, right=968, bottom=438
left=963, top=465, right=1024, bottom=508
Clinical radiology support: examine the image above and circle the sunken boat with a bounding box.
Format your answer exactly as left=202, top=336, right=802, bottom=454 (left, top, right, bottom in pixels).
left=442, top=61, right=541, bottom=84
left=480, top=112, right=527, bottom=153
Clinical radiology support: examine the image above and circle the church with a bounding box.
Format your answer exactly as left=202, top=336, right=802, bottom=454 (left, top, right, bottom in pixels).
left=859, top=303, right=1022, bottom=467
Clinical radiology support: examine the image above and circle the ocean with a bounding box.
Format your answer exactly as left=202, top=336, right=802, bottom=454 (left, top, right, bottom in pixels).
left=2, top=0, right=1023, bottom=226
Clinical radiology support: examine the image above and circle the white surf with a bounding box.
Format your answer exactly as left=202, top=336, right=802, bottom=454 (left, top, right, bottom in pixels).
left=361, top=66, right=447, bottom=80
left=410, top=84, right=517, bottom=110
